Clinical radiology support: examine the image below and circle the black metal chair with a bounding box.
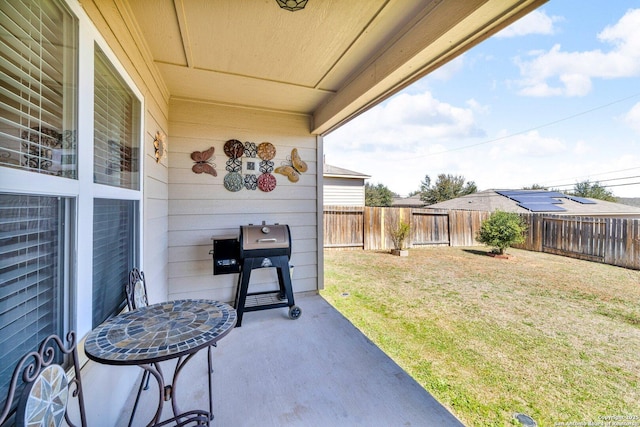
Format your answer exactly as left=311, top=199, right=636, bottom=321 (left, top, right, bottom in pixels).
left=125, top=268, right=152, bottom=427
left=125, top=269, right=215, bottom=426
left=0, top=329, right=210, bottom=427
left=0, top=331, right=88, bottom=427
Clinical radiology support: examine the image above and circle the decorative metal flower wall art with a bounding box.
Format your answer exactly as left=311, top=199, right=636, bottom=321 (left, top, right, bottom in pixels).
left=275, top=148, right=307, bottom=182
left=191, top=147, right=217, bottom=176
left=223, top=139, right=278, bottom=192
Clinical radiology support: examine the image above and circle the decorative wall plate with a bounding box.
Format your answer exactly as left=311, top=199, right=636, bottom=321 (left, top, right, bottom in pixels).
left=258, top=173, right=277, bottom=192
left=224, top=172, right=244, bottom=192
left=224, top=139, right=244, bottom=159
left=257, top=142, right=276, bottom=161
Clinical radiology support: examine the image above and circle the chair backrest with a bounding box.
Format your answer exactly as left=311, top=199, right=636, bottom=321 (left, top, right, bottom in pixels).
left=0, top=332, right=87, bottom=427
left=125, top=268, right=149, bottom=310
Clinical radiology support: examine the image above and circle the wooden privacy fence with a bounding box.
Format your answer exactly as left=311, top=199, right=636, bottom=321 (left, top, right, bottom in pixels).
left=324, top=206, right=640, bottom=270
left=323, top=206, right=489, bottom=250
left=515, top=214, right=640, bottom=270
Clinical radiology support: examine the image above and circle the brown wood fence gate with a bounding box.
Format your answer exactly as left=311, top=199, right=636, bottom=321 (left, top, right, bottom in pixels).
left=324, top=206, right=640, bottom=270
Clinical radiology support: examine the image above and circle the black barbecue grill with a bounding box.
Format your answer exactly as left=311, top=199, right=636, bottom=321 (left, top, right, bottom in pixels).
left=212, top=222, right=301, bottom=327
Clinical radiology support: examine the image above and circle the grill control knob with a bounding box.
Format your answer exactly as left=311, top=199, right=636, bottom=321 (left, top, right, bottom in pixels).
left=261, top=226, right=270, bottom=234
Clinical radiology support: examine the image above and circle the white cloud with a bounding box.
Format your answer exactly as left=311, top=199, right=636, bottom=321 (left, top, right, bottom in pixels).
left=494, top=10, right=561, bottom=38
left=572, top=140, right=592, bottom=155
left=466, top=98, right=490, bottom=114
left=489, top=130, right=567, bottom=158
left=623, top=102, right=640, bottom=133
left=514, top=8, right=640, bottom=97
left=325, top=90, right=484, bottom=155
left=324, top=90, right=488, bottom=194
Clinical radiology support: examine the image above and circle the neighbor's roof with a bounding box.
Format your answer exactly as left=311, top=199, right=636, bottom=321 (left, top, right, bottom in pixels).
left=617, top=197, right=640, bottom=208
left=425, top=189, right=640, bottom=216
left=392, top=195, right=425, bottom=207
left=323, top=164, right=370, bottom=179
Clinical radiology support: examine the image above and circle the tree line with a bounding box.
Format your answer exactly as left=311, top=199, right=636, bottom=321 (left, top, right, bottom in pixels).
left=365, top=174, right=617, bottom=207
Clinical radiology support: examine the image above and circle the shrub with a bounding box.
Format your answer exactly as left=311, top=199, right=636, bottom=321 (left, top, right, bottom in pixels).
left=476, top=210, right=527, bottom=255
left=389, top=220, right=410, bottom=250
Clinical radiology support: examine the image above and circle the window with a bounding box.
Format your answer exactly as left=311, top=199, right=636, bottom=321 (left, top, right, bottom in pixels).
left=0, top=0, right=78, bottom=178
left=0, top=0, right=78, bottom=413
left=0, top=194, right=72, bottom=411
left=92, top=199, right=138, bottom=327
left=91, top=46, right=141, bottom=327
left=94, top=46, right=140, bottom=190
left=0, top=0, right=143, bottom=405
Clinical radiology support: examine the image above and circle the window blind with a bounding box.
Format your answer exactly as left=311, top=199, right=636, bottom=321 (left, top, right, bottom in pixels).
left=93, top=47, right=140, bottom=190
left=0, top=0, right=77, bottom=177
left=0, top=194, right=64, bottom=409
left=92, top=199, right=137, bottom=328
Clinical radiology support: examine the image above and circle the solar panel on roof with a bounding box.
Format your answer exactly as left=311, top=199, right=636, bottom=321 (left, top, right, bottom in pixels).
left=497, top=190, right=566, bottom=199
left=517, top=203, right=567, bottom=212
left=545, top=191, right=568, bottom=198
left=565, top=195, right=597, bottom=204
left=509, top=196, right=564, bottom=204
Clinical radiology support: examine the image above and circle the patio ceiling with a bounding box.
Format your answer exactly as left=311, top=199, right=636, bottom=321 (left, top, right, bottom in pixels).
left=126, top=0, right=547, bottom=134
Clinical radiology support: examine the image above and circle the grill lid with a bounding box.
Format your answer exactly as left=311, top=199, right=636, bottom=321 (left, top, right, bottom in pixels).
left=241, top=224, right=289, bottom=250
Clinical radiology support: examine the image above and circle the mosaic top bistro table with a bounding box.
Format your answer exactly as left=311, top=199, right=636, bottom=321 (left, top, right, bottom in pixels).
left=84, top=299, right=236, bottom=426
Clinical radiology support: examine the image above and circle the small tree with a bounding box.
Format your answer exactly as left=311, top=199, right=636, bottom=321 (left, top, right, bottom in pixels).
left=419, top=174, right=477, bottom=205
left=476, top=210, right=527, bottom=255
left=572, top=180, right=616, bottom=202
left=365, top=183, right=395, bottom=206
left=389, top=220, right=410, bottom=251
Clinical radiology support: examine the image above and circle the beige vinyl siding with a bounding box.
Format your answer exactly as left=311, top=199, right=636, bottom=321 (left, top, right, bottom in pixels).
left=324, top=177, right=366, bottom=206
left=168, top=99, right=318, bottom=303
left=79, top=0, right=171, bottom=304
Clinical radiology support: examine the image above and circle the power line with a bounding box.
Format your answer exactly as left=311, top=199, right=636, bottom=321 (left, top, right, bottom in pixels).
left=408, top=91, right=640, bottom=160
left=548, top=181, right=640, bottom=191
left=602, top=181, right=640, bottom=189
left=538, top=166, right=640, bottom=187
left=544, top=175, right=640, bottom=189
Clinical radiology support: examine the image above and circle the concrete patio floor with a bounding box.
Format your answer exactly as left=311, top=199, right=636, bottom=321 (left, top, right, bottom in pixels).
left=117, top=293, right=465, bottom=426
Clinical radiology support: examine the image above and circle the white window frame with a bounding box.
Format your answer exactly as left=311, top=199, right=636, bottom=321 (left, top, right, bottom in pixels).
left=76, top=1, right=145, bottom=337
left=0, top=0, right=145, bottom=340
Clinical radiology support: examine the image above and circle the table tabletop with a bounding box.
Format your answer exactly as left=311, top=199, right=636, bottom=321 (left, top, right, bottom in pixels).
left=85, top=299, right=236, bottom=365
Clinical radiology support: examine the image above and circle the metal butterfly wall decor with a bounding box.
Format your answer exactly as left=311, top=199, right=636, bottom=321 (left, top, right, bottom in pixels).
left=275, top=148, right=307, bottom=182
left=191, top=146, right=217, bottom=176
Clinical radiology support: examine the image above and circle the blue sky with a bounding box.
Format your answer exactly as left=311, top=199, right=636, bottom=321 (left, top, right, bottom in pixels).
left=324, top=2, right=640, bottom=198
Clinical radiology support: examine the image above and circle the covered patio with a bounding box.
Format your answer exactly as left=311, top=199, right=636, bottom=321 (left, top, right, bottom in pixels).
left=115, top=294, right=464, bottom=426
left=1, top=0, right=547, bottom=424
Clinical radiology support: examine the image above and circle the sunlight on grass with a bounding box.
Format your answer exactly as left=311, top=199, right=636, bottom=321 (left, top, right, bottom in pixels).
left=321, top=247, right=640, bottom=426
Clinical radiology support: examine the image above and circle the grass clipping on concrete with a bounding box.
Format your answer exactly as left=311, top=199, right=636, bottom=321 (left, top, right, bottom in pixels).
left=322, top=247, right=640, bottom=426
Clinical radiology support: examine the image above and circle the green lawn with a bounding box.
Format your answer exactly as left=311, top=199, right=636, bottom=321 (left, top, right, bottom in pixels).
left=321, top=247, right=640, bottom=427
